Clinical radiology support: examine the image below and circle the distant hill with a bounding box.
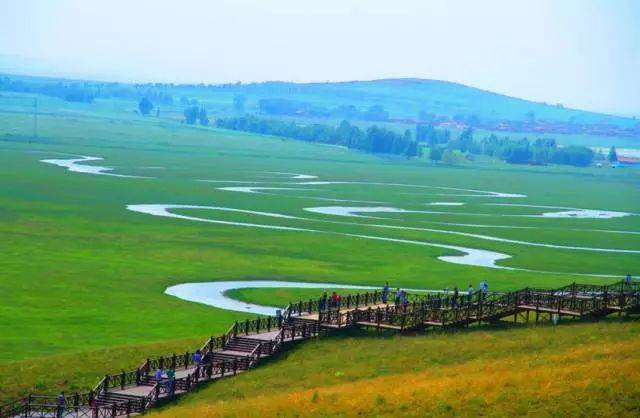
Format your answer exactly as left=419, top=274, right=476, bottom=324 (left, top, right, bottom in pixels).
left=230, top=78, right=636, bottom=127
left=0, top=71, right=637, bottom=129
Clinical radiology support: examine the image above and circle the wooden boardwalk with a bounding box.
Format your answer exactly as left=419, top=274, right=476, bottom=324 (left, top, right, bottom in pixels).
left=2, top=280, right=638, bottom=418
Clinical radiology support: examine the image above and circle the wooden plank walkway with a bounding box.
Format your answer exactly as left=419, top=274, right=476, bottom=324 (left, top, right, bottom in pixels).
left=2, top=280, right=639, bottom=418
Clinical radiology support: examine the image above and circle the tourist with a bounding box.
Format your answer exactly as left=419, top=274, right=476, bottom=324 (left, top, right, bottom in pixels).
left=330, top=291, right=338, bottom=308
left=382, top=282, right=390, bottom=304
left=626, top=274, right=632, bottom=286
left=331, top=291, right=341, bottom=309
left=193, top=349, right=202, bottom=368
left=155, top=367, right=164, bottom=384
left=402, top=290, right=409, bottom=307
left=166, top=368, right=176, bottom=397
left=468, top=284, right=474, bottom=302
left=56, top=392, right=66, bottom=418
left=395, top=288, right=402, bottom=305
left=319, top=291, right=328, bottom=311
left=452, top=287, right=459, bottom=308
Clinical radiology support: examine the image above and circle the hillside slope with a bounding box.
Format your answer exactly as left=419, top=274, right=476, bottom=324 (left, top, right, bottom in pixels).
left=235, top=78, right=635, bottom=125
left=150, top=320, right=640, bottom=418
left=2, top=72, right=636, bottom=127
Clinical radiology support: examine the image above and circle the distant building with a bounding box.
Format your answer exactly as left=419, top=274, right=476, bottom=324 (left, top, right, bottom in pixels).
left=615, top=156, right=640, bottom=167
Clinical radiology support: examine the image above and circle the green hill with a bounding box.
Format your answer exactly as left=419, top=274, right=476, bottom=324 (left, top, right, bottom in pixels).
left=150, top=320, right=640, bottom=418
left=2, top=73, right=637, bottom=128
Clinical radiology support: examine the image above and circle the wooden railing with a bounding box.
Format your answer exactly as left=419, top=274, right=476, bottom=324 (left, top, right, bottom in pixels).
left=2, top=281, right=638, bottom=418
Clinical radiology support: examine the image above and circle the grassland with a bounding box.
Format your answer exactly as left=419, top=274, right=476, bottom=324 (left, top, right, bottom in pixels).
left=149, top=320, right=640, bottom=417
left=1, top=92, right=639, bottom=403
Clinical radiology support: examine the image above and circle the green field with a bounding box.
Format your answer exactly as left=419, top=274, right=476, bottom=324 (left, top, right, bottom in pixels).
left=1, top=92, right=639, bottom=401
left=149, top=320, right=640, bottom=417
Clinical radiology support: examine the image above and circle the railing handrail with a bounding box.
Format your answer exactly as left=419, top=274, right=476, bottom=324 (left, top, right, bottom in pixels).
left=4, top=279, right=638, bottom=418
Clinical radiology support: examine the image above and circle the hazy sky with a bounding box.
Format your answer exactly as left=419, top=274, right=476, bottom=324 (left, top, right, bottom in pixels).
left=1, top=0, right=639, bottom=114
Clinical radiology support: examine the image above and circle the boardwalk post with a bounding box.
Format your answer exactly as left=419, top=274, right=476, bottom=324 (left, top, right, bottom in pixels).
left=267, top=316, right=272, bottom=331
left=245, top=319, right=250, bottom=335
left=184, top=351, right=189, bottom=369
left=220, top=361, right=225, bottom=377
left=619, top=282, right=625, bottom=318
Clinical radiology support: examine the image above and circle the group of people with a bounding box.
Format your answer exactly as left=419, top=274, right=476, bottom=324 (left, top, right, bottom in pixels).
left=317, top=280, right=493, bottom=312
left=381, top=282, right=409, bottom=306
left=318, top=291, right=343, bottom=310
left=155, top=366, right=177, bottom=397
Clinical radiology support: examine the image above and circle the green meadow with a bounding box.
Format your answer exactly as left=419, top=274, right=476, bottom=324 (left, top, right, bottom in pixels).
left=149, top=320, right=640, bottom=418
left=0, top=92, right=639, bottom=401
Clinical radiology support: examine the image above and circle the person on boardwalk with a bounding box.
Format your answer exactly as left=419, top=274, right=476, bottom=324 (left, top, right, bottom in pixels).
left=626, top=274, right=632, bottom=286
left=155, top=367, right=164, bottom=384
left=193, top=349, right=202, bottom=368
left=319, top=291, right=328, bottom=311
left=382, top=282, right=390, bottom=304
left=166, top=368, right=176, bottom=398
left=56, top=392, right=66, bottom=418
left=331, top=291, right=341, bottom=309
left=452, top=287, right=459, bottom=308
left=395, top=288, right=402, bottom=305
left=468, top=284, right=474, bottom=302
left=402, top=289, right=409, bottom=307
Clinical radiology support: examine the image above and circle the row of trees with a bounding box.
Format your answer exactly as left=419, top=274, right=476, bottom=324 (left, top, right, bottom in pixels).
left=216, top=116, right=419, bottom=157
left=0, top=76, right=174, bottom=104
left=418, top=125, right=595, bottom=166
left=257, top=98, right=390, bottom=121
left=184, top=105, right=210, bottom=125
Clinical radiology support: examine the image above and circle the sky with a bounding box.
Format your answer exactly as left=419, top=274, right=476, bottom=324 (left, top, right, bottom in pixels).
left=1, top=0, right=639, bottom=115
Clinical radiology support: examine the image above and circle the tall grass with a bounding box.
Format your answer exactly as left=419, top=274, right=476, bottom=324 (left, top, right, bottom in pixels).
left=151, top=320, right=640, bottom=417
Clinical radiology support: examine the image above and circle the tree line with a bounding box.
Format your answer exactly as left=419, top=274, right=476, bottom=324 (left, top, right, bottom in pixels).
left=257, top=98, right=390, bottom=121
left=216, top=116, right=419, bottom=157
left=420, top=125, right=595, bottom=166
left=0, top=76, right=174, bottom=104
